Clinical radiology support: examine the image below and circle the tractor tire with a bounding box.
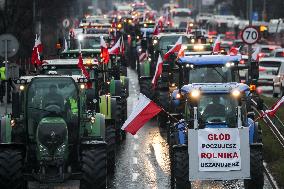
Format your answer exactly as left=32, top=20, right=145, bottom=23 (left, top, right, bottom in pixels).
left=81, top=146, right=107, bottom=189
left=120, top=89, right=128, bottom=122
left=0, top=150, right=24, bottom=189
left=114, top=98, right=124, bottom=142
left=172, top=147, right=191, bottom=189
left=140, top=79, right=154, bottom=99
left=244, top=148, right=264, bottom=189
left=106, top=123, right=116, bottom=173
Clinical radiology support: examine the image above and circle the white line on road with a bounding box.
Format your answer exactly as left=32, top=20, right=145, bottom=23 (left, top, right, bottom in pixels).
left=132, top=173, right=139, bottom=182
left=133, top=157, right=138, bottom=164
left=134, top=134, right=139, bottom=139
left=133, top=144, right=138, bottom=151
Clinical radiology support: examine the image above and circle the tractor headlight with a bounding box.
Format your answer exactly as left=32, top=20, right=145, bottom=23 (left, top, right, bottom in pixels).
left=225, top=62, right=234, bottom=67
left=191, top=38, right=195, bottom=43
left=39, top=144, right=49, bottom=156
left=193, top=45, right=204, bottom=51
left=80, top=84, right=85, bottom=89
left=153, top=39, right=158, bottom=45
left=191, top=90, right=200, bottom=98
left=19, top=85, right=25, bottom=91
left=55, top=144, right=66, bottom=156
left=231, top=90, right=240, bottom=97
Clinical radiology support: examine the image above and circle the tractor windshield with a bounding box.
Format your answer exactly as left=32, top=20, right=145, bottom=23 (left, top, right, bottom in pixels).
left=27, top=77, right=79, bottom=135
left=198, top=94, right=238, bottom=128
left=188, top=66, right=239, bottom=83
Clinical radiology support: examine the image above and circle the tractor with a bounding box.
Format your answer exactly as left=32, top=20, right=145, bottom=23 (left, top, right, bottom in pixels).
left=169, top=82, right=264, bottom=189
left=0, top=75, right=108, bottom=189
left=139, top=31, right=192, bottom=100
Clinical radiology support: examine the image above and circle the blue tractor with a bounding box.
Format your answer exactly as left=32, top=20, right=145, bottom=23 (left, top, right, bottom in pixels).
left=158, top=54, right=261, bottom=127
left=169, top=82, right=263, bottom=189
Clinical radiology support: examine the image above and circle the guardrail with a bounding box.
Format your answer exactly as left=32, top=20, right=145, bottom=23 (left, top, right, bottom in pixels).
left=252, top=99, right=283, bottom=189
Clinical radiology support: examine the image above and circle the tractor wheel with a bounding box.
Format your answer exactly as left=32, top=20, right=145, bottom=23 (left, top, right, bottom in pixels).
left=244, top=148, right=264, bottom=189
left=81, top=146, right=107, bottom=189
left=172, top=146, right=191, bottom=189
left=106, top=123, right=116, bottom=173
left=0, top=150, right=24, bottom=189
left=140, top=80, right=154, bottom=99
left=120, top=89, right=128, bottom=122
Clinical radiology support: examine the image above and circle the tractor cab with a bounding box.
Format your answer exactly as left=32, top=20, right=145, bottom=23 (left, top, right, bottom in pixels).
left=180, top=83, right=250, bottom=129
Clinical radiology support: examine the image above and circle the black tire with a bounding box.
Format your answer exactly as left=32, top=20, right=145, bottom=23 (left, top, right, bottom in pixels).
left=81, top=146, right=107, bottom=189
left=114, top=99, right=123, bottom=143
left=0, top=150, right=24, bottom=189
left=244, top=148, right=264, bottom=189
left=172, top=147, right=191, bottom=189
left=120, top=89, right=128, bottom=122
left=105, top=123, right=116, bottom=173
left=140, top=79, right=154, bottom=99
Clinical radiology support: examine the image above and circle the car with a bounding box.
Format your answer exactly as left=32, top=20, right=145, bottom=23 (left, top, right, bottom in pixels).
left=258, top=57, right=284, bottom=86
left=273, top=59, right=284, bottom=97
left=257, top=45, right=281, bottom=58
left=271, top=48, right=284, bottom=58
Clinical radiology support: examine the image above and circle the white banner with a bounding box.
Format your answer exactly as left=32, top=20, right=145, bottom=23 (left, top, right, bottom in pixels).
left=198, top=128, right=241, bottom=172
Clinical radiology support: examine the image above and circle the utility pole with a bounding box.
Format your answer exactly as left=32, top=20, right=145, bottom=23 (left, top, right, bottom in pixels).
left=248, top=0, right=253, bottom=63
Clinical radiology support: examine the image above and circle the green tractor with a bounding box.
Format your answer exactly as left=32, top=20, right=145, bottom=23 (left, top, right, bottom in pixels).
left=0, top=75, right=108, bottom=189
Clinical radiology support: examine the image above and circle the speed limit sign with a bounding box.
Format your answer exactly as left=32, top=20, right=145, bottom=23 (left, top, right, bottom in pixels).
left=241, top=26, right=260, bottom=45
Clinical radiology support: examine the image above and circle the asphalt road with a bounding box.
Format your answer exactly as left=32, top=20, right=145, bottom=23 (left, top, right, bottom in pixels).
left=109, top=68, right=273, bottom=189
left=0, top=70, right=274, bottom=189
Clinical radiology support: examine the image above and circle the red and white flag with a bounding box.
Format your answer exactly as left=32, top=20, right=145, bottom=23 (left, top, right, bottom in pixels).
left=164, top=36, right=182, bottom=60
left=139, top=51, right=148, bottom=62
left=229, top=47, right=240, bottom=56
left=31, top=35, right=43, bottom=65
left=152, top=54, right=163, bottom=87
left=213, top=35, right=221, bottom=53
left=121, top=93, right=162, bottom=135
left=100, top=36, right=109, bottom=64
left=77, top=53, right=90, bottom=79
left=153, top=23, right=159, bottom=35
left=186, top=23, right=192, bottom=34
left=264, top=96, right=284, bottom=117
left=109, top=38, right=121, bottom=55
left=252, top=46, right=261, bottom=61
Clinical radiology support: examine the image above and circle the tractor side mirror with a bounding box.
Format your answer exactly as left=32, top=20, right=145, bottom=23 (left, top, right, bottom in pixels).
left=12, top=92, right=21, bottom=118
left=86, top=89, right=97, bottom=111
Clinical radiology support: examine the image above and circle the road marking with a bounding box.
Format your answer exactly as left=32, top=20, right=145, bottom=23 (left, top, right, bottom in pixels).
left=134, top=134, right=139, bottom=139
left=133, top=157, right=138, bottom=164
left=132, top=173, right=139, bottom=181
left=133, top=144, right=138, bottom=151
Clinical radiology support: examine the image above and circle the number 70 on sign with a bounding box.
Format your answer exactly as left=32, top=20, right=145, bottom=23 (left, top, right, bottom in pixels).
left=241, top=26, right=260, bottom=45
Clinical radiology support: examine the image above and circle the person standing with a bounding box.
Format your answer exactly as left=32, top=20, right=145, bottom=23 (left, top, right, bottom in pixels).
left=0, top=62, right=6, bottom=103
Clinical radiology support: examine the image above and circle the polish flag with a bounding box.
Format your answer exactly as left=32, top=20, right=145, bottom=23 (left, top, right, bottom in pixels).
left=186, top=23, right=191, bottom=34
left=109, top=38, right=121, bottom=55
left=139, top=51, right=148, bottom=62
left=213, top=35, right=221, bottom=53
left=164, top=36, right=182, bottom=60
left=31, top=35, right=43, bottom=65
left=77, top=53, right=90, bottom=79
left=152, top=54, right=163, bottom=87
left=265, top=96, right=284, bottom=117
left=121, top=93, right=162, bottom=135
left=229, top=47, right=240, bottom=56
left=120, top=36, right=125, bottom=55
left=252, top=46, right=261, bottom=61
left=63, top=38, right=68, bottom=52
left=153, top=23, right=159, bottom=35
left=100, top=36, right=109, bottom=64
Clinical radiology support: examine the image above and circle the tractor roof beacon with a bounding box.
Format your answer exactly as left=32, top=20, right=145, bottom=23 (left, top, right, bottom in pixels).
left=169, top=82, right=264, bottom=189
left=0, top=75, right=108, bottom=189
